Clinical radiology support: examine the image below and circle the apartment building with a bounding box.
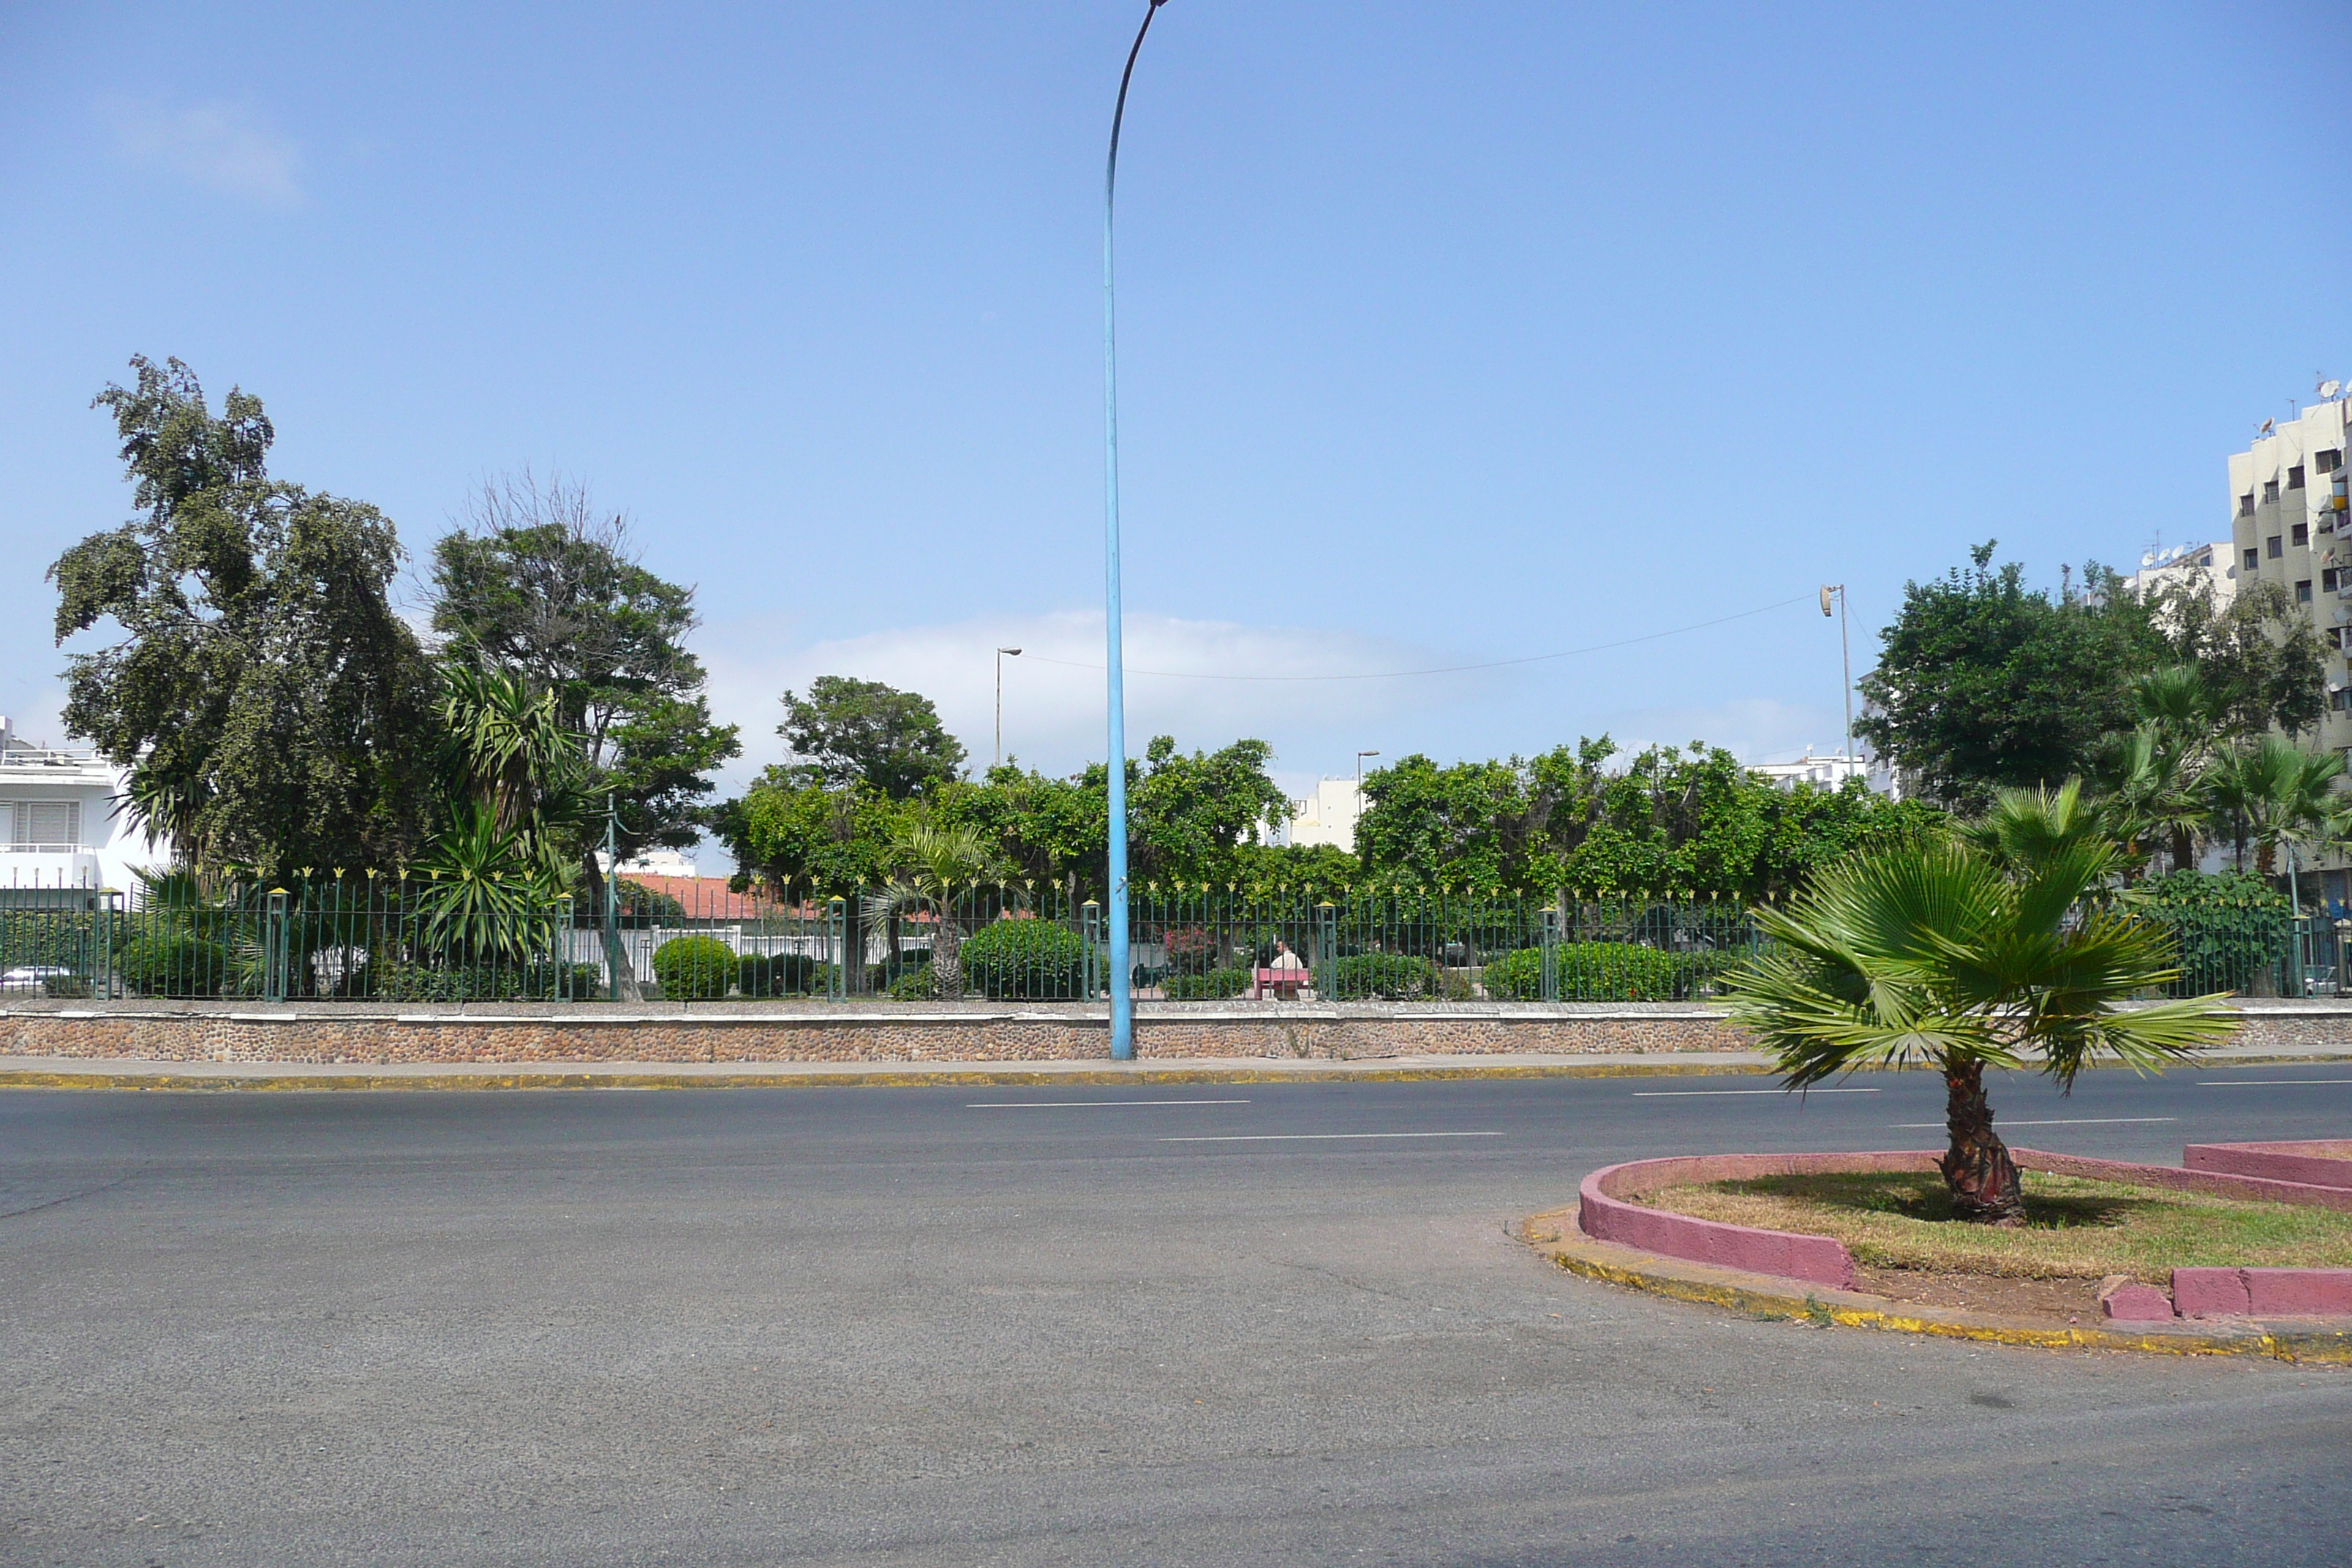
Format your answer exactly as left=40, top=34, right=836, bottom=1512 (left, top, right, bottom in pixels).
left=0, top=717, right=159, bottom=908
left=2226, top=391, right=2352, bottom=897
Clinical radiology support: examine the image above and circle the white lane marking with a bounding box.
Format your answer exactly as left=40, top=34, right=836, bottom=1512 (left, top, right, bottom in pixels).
left=966, top=1098, right=1253, bottom=1108
left=1160, top=1131, right=1504, bottom=1143
left=1891, top=1117, right=2177, bottom=1128
left=2196, top=1079, right=2352, bottom=1087
left=1632, top=1088, right=1880, bottom=1096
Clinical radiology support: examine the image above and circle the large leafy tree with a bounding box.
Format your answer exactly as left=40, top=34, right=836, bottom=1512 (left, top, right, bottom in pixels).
left=48, top=357, right=438, bottom=875
left=1725, top=833, right=2236, bottom=1221
left=429, top=475, right=739, bottom=995
left=779, top=676, right=967, bottom=799
left=1856, top=544, right=2171, bottom=812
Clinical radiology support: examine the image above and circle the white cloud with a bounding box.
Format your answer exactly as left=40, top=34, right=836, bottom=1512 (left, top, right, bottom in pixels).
left=105, top=97, right=301, bottom=204
left=700, top=607, right=1459, bottom=788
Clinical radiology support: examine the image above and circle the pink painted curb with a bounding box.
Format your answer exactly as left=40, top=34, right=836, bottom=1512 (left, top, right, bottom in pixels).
left=2184, top=1142, right=2352, bottom=1192
left=1575, top=1147, right=2352, bottom=1321
left=1576, top=1151, right=1945, bottom=1291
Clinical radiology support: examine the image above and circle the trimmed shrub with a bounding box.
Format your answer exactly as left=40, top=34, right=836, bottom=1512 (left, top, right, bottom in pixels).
left=1160, top=926, right=1221, bottom=975
left=118, top=931, right=230, bottom=998
left=1327, top=951, right=1443, bottom=1000
left=1166, top=966, right=1250, bottom=1000
left=960, top=918, right=1088, bottom=999
left=738, top=951, right=820, bottom=998
left=1480, top=947, right=1545, bottom=1000
left=1553, top=941, right=1692, bottom=1000
left=886, top=965, right=940, bottom=1000
left=653, top=935, right=736, bottom=1000
left=371, top=959, right=600, bottom=1002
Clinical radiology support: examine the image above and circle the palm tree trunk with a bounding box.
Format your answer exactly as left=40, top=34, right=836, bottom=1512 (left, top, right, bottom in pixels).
left=1939, top=1058, right=2025, bottom=1224
left=578, top=852, right=643, bottom=1003
left=933, top=909, right=963, bottom=1000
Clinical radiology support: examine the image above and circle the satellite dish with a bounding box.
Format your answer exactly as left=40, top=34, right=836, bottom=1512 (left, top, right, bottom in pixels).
left=2261, top=418, right=2276, bottom=435
left=2324, top=380, right=2343, bottom=400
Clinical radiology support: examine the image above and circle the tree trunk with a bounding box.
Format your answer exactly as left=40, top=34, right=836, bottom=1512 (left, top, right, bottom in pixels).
left=579, top=853, right=643, bottom=1002
left=2169, top=826, right=2194, bottom=876
left=1939, top=1058, right=2025, bottom=1224
left=932, top=908, right=963, bottom=1000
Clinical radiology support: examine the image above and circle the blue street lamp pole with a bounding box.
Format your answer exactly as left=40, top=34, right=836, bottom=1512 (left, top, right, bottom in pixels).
left=1103, top=0, right=1168, bottom=1060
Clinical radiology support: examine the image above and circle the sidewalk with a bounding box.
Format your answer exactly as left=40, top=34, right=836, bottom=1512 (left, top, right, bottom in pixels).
left=1, top=1039, right=2346, bottom=1090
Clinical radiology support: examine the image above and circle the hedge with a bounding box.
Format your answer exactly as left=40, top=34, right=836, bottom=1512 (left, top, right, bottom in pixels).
left=118, top=931, right=230, bottom=998
left=1166, top=966, right=1250, bottom=1000
left=960, top=919, right=1088, bottom=999
left=1326, top=951, right=1443, bottom=1000
left=653, top=935, right=736, bottom=1000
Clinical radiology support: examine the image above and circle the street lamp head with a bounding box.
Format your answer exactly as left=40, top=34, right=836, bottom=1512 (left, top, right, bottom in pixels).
left=998, top=647, right=1022, bottom=656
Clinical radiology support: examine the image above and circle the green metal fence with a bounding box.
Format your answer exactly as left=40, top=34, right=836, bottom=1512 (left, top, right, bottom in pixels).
left=1, top=873, right=2337, bottom=1004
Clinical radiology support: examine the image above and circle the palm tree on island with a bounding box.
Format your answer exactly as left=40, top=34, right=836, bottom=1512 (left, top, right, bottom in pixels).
left=1725, top=804, right=2239, bottom=1224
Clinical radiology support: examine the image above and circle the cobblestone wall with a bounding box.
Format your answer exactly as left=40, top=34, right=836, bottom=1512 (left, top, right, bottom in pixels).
left=0, top=1003, right=1752, bottom=1063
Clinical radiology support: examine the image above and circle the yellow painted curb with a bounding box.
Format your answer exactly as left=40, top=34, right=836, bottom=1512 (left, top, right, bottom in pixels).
left=1521, top=1210, right=2352, bottom=1365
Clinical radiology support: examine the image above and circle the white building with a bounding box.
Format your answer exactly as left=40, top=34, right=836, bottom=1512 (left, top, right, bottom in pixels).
left=2122, top=539, right=2238, bottom=617
left=1749, top=750, right=1901, bottom=798
left=0, top=717, right=163, bottom=906
left=1285, top=778, right=1365, bottom=853
left=2223, top=388, right=2352, bottom=900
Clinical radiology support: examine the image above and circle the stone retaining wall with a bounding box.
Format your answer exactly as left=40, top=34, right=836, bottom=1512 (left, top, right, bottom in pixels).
left=0, top=1001, right=1752, bottom=1065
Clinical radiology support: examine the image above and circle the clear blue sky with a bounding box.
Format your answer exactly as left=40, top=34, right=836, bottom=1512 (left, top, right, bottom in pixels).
left=5, top=1, right=2347, bottom=843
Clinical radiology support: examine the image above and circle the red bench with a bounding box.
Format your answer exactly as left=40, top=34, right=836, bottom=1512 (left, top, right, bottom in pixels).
left=1254, top=966, right=1311, bottom=1000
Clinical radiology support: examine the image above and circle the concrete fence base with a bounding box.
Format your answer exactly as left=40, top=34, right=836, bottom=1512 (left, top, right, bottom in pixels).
left=0, top=1000, right=1753, bottom=1066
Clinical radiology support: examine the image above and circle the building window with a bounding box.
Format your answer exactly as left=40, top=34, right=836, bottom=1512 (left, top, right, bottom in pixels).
left=2326, top=568, right=2340, bottom=593
left=2295, top=522, right=2310, bottom=546
left=2321, top=450, right=2344, bottom=475
left=2297, top=580, right=2313, bottom=603
left=2244, top=546, right=2261, bottom=571
left=2240, top=493, right=2257, bottom=516
left=6, top=801, right=79, bottom=850
left=2265, top=478, right=2282, bottom=502
left=2290, top=465, right=2306, bottom=490
left=2335, top=689, right=2352, bottom=712
left=2269, top=535, right=2284, bottom=558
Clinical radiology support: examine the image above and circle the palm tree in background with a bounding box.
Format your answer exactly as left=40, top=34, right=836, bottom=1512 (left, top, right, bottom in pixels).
left=868, top=819, right=1003, bottom=999
left=1725, top=834, right=2236, bottom=1222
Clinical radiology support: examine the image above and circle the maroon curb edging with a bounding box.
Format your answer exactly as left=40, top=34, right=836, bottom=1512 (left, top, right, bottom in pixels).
left=1578, top=1148, right=2352, bottom=1322
left=2184, top=1141, right=2352, bottom=1192
left=1578, top=1151, right=1945, bottom=1290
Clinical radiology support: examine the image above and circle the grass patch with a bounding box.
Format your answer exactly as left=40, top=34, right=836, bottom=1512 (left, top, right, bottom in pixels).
left=1642, top=1170, right=2352, bottom=1284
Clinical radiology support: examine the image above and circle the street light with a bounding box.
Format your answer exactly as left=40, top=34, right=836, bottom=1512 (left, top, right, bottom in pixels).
left=994, top=647, right=1022, bottom=770
left=1102, top=0, right=1171, bottom=1062
left=1354, top=751, right=1379, bottom=855
left=1820, top=584, right=1853, bottom=779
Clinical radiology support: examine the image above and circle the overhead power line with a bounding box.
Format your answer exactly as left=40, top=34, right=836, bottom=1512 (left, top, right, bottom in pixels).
left=1019, top=594, right=1814, bottom=682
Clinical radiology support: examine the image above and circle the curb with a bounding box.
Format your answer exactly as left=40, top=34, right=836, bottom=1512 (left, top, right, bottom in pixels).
left=1520, top=1208, right=2352, bottom=1364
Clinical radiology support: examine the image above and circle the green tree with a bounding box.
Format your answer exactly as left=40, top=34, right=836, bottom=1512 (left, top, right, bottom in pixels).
left=779, top=676, right=967, bottom=799
left=868, top=818, right=1003, bottom=997
left=48, top=357, right=437, bottom=875
left=1857, top=544, right=2170, bottom=812
left=1725, top=836, right=2236, bottom=1221
left=429, top=474, right=740, bottom=996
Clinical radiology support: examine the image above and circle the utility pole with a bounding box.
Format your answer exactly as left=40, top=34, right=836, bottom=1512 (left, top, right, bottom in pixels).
left=994, top=647, right=1022, bottom=771
left=1101, top=0, right=1171, bottom=1062
left=603, top=794, right=619, bottom=1001
left=1820, top=585, right=1854, bottom=780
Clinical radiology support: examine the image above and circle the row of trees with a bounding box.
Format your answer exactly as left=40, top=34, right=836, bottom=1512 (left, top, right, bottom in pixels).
left=50, top=358, right=741, bottom=995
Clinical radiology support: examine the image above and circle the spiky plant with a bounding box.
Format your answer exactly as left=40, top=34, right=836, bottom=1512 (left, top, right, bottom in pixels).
left=1724, top=835, right=2236, bottom=1223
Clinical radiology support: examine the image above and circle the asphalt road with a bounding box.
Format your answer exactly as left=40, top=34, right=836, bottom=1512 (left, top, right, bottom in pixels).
left=3, top=1064, right=2349, bottom=1567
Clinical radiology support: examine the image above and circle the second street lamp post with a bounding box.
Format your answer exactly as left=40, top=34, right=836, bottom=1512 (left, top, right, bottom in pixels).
left=1820, top=584, right=1854, bottom=778
left=1101, top=0, right=1169, bottom=1060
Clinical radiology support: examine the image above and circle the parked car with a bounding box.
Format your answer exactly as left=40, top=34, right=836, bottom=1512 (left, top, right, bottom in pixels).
left=1, top=965, right=75, bottom=995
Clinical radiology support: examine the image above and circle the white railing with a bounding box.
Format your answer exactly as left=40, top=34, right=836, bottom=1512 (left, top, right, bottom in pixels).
left=0, top=747, right=103, bottom=768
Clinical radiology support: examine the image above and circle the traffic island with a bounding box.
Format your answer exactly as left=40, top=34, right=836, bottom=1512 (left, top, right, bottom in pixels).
left=1524, top=1148, right=2352, bottom=1363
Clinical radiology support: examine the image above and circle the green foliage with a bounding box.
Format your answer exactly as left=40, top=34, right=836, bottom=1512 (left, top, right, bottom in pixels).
left=1327, top=952, right=1444, bottom=1000
left=118, top=931, right=230, bottom=998
left=49, top=356, right=439, bottom=873
left=717, top=777, right=905, bottom=900
left=2127, top=870, right=2293, bottom=997
left=412, top=807, right=572, bottom=963
left=613, top=878, right=687, bottom=927
left=1554, top=942, right=1695, bottom=1000
left=652, top=935, right=736, bottom=1000
left=885, top=965, right=940, bottom=1000
left=1165, top=967, right=1250, bottom=1000
left=372, top=959, right=599, bottom=1002
left=738, top=951, right=820, bottom=998
left=958, top=919, right=1088, bottom=999
left=1160, top=926, right=1221, bottom=974
left=1858, top=543, right=2325, bottom=813
left=1478, top=946, right=1545, bottom=1001
left=1355, top=739, right=1940, bottom=899
left=778, top=676, right=967, bottom=800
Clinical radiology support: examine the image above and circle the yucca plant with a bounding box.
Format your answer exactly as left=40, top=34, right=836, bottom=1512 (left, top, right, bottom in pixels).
left=1724, top=834, right=2236, bottom=1222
